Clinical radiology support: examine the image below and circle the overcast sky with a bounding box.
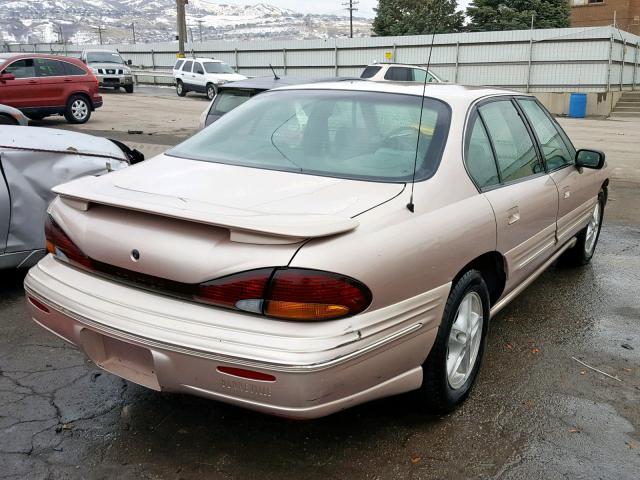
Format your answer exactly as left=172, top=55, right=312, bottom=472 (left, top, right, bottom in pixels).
left=220, top=1, right=472, bottom=18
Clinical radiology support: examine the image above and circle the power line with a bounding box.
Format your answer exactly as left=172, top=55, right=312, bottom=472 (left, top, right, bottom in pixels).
left=342, top=0, right=359, bottom=38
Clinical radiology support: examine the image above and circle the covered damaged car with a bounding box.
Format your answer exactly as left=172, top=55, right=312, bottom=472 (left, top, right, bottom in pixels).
left=1, top=126, right=137, bottom=269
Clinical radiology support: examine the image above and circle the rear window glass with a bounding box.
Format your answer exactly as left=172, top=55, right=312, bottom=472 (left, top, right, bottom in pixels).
left=211, top=89, right=253, bottom=115
left=170, top=89, right=451, bottom=183
left=360, top=66, right=381, bottom=79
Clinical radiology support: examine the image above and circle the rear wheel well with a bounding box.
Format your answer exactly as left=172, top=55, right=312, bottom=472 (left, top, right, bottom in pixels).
left=68, top=92, right=93, bottom=110
left=452, top=252, right=506, bottom=307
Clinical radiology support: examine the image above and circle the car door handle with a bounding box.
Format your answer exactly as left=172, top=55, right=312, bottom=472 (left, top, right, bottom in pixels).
left=28, top=80, right=37, bottom=84
left=507, top=207, right=520, bottom=225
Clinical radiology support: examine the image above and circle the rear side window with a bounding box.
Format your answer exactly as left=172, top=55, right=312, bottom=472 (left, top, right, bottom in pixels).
left=517, top=99, right=575, bottom=171
left=63, top=62, right=87, bottom=76
left=479, top=100, right=541, bottom=183
left=465, top=114, right=500, bottom=189
left=4, top=59, right=35, bottom=78
left=182, top=61, right=193, bottom=72
left=360, top=66, right=381, bottom=79
left=211, top=90, right=253, bottom=115
left=384, top=67, right=411, bottom=81
left=35, top=58, right=66, bottom=77
left=175, top=59, right=184, bottom=70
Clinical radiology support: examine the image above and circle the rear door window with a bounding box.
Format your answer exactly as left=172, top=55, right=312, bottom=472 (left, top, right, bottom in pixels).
left=182, top=61, right=193, bottom=72
left=384, top=67, right=411, bottom=81
left=479, top=100, right=542, bottom=183
left=465, top=114, right=500, bottom=189
left=360, top=66, right=381, bottom=79
left=517, top=98, right=575, bottom=171
left=4, top=59, right=35, bottom=78
left=35, top=58, right=66, bottom=77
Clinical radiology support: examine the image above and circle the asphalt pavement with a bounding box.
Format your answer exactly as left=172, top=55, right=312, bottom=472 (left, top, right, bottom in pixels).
left=1, top=87, right=639, bottom=479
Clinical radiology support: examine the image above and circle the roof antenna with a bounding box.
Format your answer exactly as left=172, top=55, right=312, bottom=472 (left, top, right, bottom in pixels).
left=406, top=12, right=439, bottom=213
left=269, top=64, right=280, bottom=80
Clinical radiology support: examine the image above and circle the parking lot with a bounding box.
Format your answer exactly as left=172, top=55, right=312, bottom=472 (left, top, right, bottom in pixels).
left=1, top=87, right=639, bottom=479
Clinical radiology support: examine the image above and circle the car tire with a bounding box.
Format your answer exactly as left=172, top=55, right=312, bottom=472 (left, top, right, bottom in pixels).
left=64, top=95, right=91, bottom=124
left=0, top=114, right=18, bottom=125
left=206, top=83, right=217, bottom=100
left=562, top=190, right=606, bottom=266
left=124, top=85, right=134, bottom=94
left=176, top=81, right=187, bottom=97
left=416, top=270, right=490, bottom=414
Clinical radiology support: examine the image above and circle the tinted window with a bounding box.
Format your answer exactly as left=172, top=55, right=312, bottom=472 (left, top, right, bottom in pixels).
left=35, top=58, right=66, bottom=77
left=518, top=99, right=575, bottom=171
left=211, top=89, right=253, bottom=115
left=4, top=59, right=35, bottom=78
left=182, top=61, right=193, bottom=72
left=412, top=69, right=436, bottom=83
left=63, top=62, right=87, bottom=76
left=175, top=59, right=184, bottom=70
left=465, top=115, right=500, bottom=189
left=194, top=62, right=205, bottom=75
left=360, top=66, right=381, bottom=79
left=384, top=67, right=411, bottom=81
left=170, top=89, right=451, bottom=183
left=479, top=100, right=541, bottom=183
left=86, top=52, right=124, bottom=64
left=203, top=62, right=235, bottom=74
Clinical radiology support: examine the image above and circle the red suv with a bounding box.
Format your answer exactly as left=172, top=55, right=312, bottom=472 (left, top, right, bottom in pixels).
left=0, top=53, right=102, bottom=124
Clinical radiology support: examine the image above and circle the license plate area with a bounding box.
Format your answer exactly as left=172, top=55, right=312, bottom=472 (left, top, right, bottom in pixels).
left=80, top=329, right=160, bottom=390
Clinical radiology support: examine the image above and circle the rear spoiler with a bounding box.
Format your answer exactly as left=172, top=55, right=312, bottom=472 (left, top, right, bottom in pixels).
left=52, top=179, right=358, bottom=245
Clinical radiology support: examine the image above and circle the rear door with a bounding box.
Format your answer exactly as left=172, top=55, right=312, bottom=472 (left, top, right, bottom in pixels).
left=473, top=98, right=559, bottom=293
left=0, top=58, right=39, bottom=109
left=516, top=98, right=600, bottom=245
left=34, top=58, right=67, bottom=107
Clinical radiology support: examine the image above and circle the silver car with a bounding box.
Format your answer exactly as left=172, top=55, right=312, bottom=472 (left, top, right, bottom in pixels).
left=1, top=126, right=133, bottom=269
left=0, top=104, right=29, bottom=125
left=25, top=82, right=607, bottom=418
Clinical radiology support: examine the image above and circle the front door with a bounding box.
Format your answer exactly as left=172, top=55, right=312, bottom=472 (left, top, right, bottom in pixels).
left=476, top=98, right=559, bottom=293
left=516, top=98, right=598, bottom=245
left=0, top=155, right=10, bottom=254
left=0, top=58, right=40, bottom=109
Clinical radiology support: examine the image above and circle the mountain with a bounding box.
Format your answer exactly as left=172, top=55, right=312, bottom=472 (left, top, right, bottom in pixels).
left=0, top=0, right=372, bottom=45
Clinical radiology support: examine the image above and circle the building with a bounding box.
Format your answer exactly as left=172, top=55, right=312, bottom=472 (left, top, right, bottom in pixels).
left=571, top=0, right=640, bottom=35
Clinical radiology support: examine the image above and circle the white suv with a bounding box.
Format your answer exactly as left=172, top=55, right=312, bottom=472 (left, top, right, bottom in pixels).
left=360, top=63, right=443, bottom=83
left=173, top=58, right=247, bottom=99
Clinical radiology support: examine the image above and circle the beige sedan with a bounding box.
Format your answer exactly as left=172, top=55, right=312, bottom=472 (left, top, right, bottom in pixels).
left=24, top=82, right=608, bottom=418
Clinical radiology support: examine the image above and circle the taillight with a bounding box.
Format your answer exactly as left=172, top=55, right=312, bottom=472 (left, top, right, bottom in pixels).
left=44, top=215, right=93, bottom=269
left=196, top=268, right=371, bottom=321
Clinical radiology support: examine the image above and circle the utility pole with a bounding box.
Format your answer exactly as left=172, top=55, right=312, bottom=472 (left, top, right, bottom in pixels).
left=94, top=25, right=104, bottom=45
left=56, top=24, right=64, bottom=44
left=176, top=0, right=188, bottom=58
left=188, top=26, right=194, bottom=44
left=196, top=19, right=204, bottom=42
left=342, top=0, right=359, bottom=38
left=131, top=22, right=136, bottom=44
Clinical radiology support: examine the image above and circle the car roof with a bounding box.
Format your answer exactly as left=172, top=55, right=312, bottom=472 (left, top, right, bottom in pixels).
left=0, top=52, right=80, bottom=62
left=368, top=63, right=432, bottom=70
left=274, top=80, right=525, bottom=104
left=190, top=58, right=225, bottom=63
left=83, top=49, right=120, bottom=53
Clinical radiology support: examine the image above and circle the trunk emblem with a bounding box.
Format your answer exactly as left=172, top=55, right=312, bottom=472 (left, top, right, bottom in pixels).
left=131, top=249, right=140, bottom=261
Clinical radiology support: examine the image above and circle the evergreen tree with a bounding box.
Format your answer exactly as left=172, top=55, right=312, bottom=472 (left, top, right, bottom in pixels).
left=466, top=0, right=571, bottom=32
left=373, top=0, right=465, bottom=36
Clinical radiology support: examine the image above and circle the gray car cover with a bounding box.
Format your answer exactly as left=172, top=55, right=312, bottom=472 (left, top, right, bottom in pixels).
left=0, top=126, right=128, bottom=268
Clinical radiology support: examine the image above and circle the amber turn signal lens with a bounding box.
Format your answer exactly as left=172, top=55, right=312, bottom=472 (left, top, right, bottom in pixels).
left=265, top=301, right=349, bottom=320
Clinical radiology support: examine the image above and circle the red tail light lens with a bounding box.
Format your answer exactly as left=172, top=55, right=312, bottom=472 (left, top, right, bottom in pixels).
left=195, top=268, right=371, bottom=321
left=44, top=216, right=93, bottom=269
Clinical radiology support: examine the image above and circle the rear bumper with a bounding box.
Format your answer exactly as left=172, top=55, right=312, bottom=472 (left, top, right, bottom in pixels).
left=24, top=256, right=448, bottom=418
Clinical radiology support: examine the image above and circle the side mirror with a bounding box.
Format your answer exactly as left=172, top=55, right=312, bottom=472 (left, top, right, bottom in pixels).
left=0, top=73, right=15, bottom=82
left=127, top=59, right=132, bottom=66
left=575, top=149, right=605, bottom=170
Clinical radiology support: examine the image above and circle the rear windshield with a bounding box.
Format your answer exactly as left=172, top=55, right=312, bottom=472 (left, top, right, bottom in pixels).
left=86, top=51, right=124, bottom=64
left=211, top=89, right=253, bottom=115
left=203, top=62, right=235, bottom=74
left=170, top=89, right=451, bottom=183
left=360, top=66, right=381, bottom=79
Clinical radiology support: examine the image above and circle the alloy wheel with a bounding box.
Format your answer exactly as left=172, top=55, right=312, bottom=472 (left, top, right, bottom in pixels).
left=71, top=100, right=88, bottom=121
left=447, top=291, right=484, bottom=390
left=584, top=202, right=601, bottom=255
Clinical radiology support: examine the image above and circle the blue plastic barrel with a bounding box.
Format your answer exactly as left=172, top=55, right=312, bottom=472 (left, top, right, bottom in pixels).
left=569, top=93, right=587, bottom=118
